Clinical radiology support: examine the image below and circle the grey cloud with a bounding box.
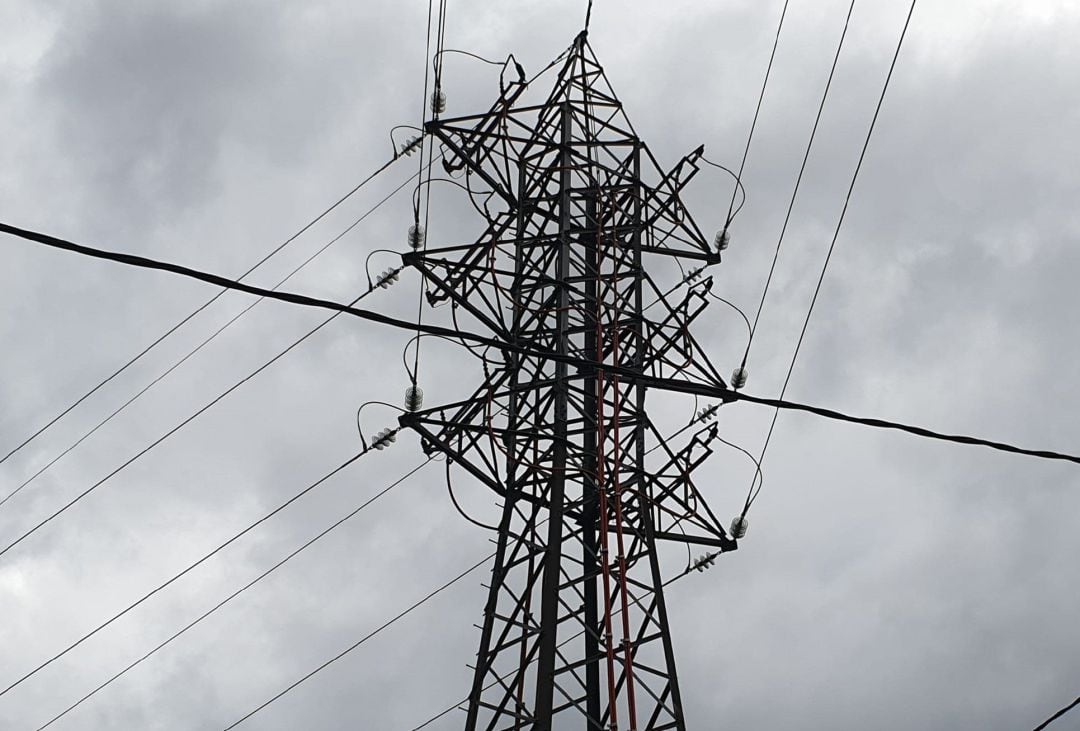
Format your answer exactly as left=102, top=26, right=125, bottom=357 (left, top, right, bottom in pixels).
left=1, top=1, right=1078, bottom=730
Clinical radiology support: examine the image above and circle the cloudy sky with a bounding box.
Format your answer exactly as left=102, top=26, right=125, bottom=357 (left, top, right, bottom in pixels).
left=1, top=0, right=1078, bottom=729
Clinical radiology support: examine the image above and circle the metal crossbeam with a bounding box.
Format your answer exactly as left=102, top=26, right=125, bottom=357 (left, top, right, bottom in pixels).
left=400, top=31, right=737, bottom=731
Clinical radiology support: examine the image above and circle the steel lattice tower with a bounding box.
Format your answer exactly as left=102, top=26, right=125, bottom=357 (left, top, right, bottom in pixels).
left=401, top=32, right=739, bottom=731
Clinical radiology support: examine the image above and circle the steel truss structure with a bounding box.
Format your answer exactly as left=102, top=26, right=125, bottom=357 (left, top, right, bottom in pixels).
left=401, top=32, right=739, bottom=731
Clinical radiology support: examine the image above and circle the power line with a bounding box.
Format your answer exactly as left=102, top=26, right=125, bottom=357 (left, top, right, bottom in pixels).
left=221, top=551, right=495, bottom=730
left=3, top=221, right=1080, bottom=467
left=0, top=445, right=402, bottom=698
left=725, top=390, right=1080, bottom=464
left=0, top=298, right=209, bottom=468
left=0, top=218, right=511, bottom=347
left=0, top=153, right=404, bottom=473
left=722, top=0, right=791, bottom=229
left=1033, top=695, right=1080, bottom=731
left=0, top=272, right=398, bottom=564
left=409, top=0, right=447, bottom=396
left=0, top=163, right=428, bottom=510
left=748, top=0, right=919, bottom=514
left=33, top=459, right=432, bottom=730
left=739, top=0, right=856, bottom=373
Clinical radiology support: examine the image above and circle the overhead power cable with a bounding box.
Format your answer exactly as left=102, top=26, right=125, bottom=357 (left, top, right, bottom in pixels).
left=0, top=152, right=404, bottom=472
left=408, top=0, right=449, bottom=396
left=722, top=0, right=791, bottom=230
left=739, top=0, right=856, bottom=373
left=0, top=448, right=381, bottom=698
left=0, top=258, right=399, bottom=563
left=726, top=390, right=1080, bottom=463
left=220, top=551, right=495, bottom=730
left=0, top=163, right=429, bottom=510
left=33, top=459, right=432, bottom=730
left=2, top=221, right=1079, bottom=467
left=1033, top=695, right=1080, bottom=731
left=747, top=0, right=919, bottom=514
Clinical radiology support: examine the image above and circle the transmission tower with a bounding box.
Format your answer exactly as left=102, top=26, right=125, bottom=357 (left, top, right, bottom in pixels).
left=401, top=31, right=740, bottom=730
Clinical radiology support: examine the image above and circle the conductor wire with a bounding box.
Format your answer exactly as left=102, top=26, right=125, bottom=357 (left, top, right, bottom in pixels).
left=6, top=221, right=1080, bottom=467
left=0, top=161, right=425, bottom=510
left=1033, top=696, right=1080, bottom=731
left=0, top=151, right=405, bottom=478
left=409, top=0, right=445, bottom=391
left=746, top=0, right=919, bottom=517
left=221, top=552, right=495, bottom=730
left=723, top=0, right=791, bottom=230
left=0, top=279, right=388, bottom=564
left=740, top=0, right=856, bottom=374
left=33, top=460, right=433, bottom=730
left=1, top=449, right=382, bottom=699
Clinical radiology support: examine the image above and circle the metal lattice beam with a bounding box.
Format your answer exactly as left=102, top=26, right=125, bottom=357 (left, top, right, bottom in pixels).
left=400, top=31, right=737, bottom=731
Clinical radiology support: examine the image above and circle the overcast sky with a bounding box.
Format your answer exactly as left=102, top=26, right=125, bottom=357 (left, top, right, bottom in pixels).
left=1, top=0, right=1079, bottom=729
